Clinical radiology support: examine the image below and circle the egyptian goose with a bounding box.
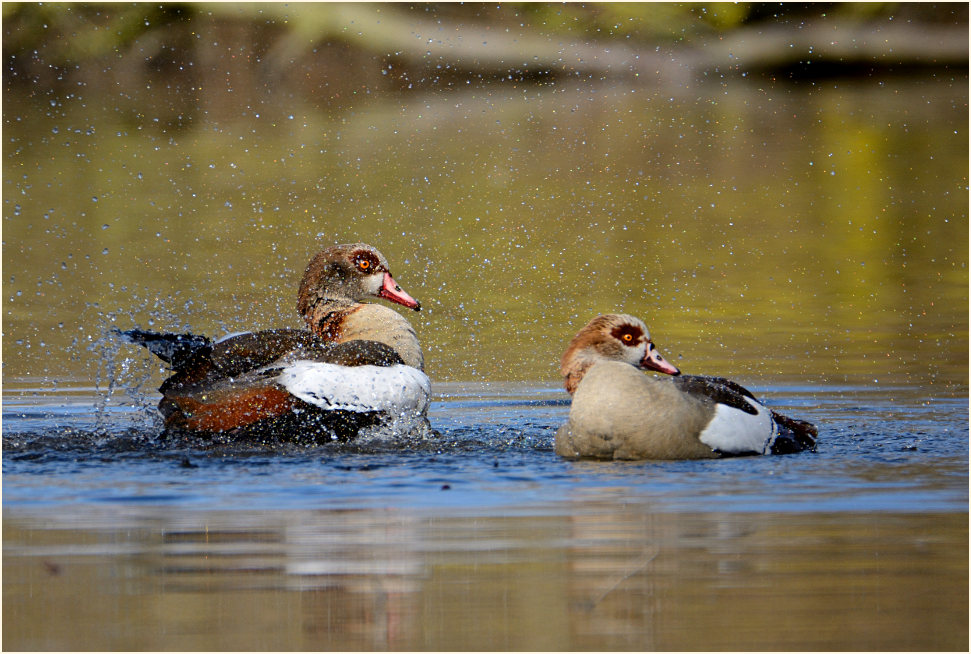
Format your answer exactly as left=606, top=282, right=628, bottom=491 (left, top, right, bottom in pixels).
left=555, top=314, right=817, bottom=460
left=116, top=243, right=430, bottom=441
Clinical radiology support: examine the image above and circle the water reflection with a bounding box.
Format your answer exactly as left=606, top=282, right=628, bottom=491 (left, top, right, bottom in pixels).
left=3, top=506, right=966, bottom=651
left=3, top=77, right=967, bottom=390
left=4, top=378, right=968, bottom=650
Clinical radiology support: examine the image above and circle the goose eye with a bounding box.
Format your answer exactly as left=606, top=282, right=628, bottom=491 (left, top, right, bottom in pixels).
left=358, top=259, right=371, bottom=270
left=621, top=333, right=634, bottom=343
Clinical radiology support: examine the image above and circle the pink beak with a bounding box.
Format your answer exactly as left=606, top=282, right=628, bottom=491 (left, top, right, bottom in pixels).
left=378, top=273, right=421, bottom=311
left=641, top=343, right=680, bottom=376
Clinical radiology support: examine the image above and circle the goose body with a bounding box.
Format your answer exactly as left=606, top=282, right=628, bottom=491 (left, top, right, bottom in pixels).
left=116, top=243, right=430, bottom=441
left=556, top=314, right=817, bottom=460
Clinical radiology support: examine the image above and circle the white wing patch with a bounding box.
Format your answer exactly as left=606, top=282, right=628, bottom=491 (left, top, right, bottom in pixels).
left=698, top=397, right=777, bottom=455
left=277, top=361, right=431, bottom=416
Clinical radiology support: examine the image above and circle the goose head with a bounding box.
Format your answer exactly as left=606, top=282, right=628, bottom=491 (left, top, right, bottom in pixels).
left=560, top=313, right=680, bottom=394
left=297, top=243, right=421, bottom=321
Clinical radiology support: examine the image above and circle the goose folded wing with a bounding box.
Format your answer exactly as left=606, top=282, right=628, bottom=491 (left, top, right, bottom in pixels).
left=671, top=375, right=760, bottom=415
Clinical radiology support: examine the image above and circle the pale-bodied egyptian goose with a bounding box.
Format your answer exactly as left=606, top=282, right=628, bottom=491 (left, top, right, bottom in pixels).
left=116, top=243, right=430, bottom=441
left=555, top=314, right=817, bottom=460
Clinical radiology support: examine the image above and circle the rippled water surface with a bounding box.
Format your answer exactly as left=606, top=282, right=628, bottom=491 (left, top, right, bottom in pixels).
left=2, top=382, right=968, bottom=514
left=3, top=381, right=968, bottom=650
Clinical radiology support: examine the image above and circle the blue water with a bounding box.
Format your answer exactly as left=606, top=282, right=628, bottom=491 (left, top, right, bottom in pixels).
left=3, top=381, right=967, bottom=515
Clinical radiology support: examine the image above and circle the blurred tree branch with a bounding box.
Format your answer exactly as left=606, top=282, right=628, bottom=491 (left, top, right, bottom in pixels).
left=3, top=2, right=967, bottom=94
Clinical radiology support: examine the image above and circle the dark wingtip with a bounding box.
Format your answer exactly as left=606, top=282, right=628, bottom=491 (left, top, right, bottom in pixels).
left=770, top=410, right=819, bottom=454
left=113, top=328, right=211, bottom=367
left=110, top=327, right=144, bottom=343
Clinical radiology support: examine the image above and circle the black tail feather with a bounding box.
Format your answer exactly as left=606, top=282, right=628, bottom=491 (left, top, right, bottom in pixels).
left=769, top=410, right=818, bottom=454
left=112, top=328, right=211, bottom=368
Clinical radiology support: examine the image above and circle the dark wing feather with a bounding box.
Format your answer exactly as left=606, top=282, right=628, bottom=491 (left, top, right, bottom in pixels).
left=207, top=329, right=405, bottom=374
left=254, top=338, right=405, bottom=375
left=162, top=329, right=405, bottom=394
left=682, top=375, right=758, bottom=401
left=306, top=339, right=404, bottom=367
left=112, top=328, right=211, bottom=368
left=206, top=329, right=321, bottom=377
left=671, top=374, right=759, bottom=415
left=768, top=410, right=819, bottom=453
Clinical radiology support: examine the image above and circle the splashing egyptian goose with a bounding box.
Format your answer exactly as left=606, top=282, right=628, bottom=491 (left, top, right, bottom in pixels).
left=116, top=243, right=430, bottom=441
left=555, top=314, right=817, bottom=460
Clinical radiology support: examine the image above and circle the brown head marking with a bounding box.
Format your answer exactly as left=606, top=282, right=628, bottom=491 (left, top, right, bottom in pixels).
left=351, top=249, right=387, bottom=275
left=610, top=323, right=646, bottom=347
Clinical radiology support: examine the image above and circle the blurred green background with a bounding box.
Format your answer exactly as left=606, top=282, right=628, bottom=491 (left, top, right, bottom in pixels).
left=3, top=2, right=968, bottom=390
